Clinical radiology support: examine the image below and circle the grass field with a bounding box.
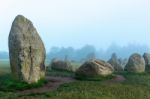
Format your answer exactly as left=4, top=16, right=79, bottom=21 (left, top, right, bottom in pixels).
left=0, top=59, right=10, bottom=74
left=1, top=60, right=150, bottom=99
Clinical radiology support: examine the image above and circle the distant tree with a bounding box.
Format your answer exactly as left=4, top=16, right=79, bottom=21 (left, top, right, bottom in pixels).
left=46, top=43, right=150, bottom=63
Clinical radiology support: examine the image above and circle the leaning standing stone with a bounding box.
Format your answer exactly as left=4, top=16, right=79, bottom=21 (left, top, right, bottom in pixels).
left=9, top=15, right=46, bottom=83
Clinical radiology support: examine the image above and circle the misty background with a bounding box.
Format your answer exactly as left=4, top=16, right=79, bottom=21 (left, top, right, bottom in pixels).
left=0, top=0, right=150, bottom=61
left=1, top=44, right=150, bottom=62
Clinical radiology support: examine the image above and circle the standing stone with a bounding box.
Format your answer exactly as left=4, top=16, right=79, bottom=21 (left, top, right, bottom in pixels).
left=125, top=53, right=145, bottom=73
left=9, top=15, right=46, bottom=83
left=118, top=58, right=128, bottom=68
left=143, top=53, right=150, bottom=72
left=108, top=53, right=123, bottom=71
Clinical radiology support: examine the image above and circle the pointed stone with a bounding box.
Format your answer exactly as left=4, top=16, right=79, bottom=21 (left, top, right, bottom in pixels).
left=9, top=15, right=46, bottom=83
left=108, top=53, right=123, bottom=71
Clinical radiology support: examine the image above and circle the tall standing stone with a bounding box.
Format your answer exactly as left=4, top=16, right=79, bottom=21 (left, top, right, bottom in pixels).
left=9, top=15, right=46, bottom=83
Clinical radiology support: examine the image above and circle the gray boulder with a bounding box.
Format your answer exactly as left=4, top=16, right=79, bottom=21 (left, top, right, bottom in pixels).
left=9, top=15, right=46, bottom=83
left=118, top=58, right=128, bottom=68
left=50, top=59, right=73, bottom=72
left=76, top=59, right=114, bottom=77
left=143, top=53, right=150, bottom=72
left=125, top=53, right=145, bottom=73
left=108, top=53, right=123, bottom=71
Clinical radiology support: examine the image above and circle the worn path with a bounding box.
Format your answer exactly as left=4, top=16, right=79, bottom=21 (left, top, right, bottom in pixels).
left=19, top=76, right=76, bottom=95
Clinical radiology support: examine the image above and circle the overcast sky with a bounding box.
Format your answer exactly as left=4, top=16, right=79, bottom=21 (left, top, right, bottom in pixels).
left=0, top=0, right=150, bottom=52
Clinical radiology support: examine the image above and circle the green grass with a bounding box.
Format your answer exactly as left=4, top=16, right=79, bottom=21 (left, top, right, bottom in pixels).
left=18, top=72, right=150, bottom=99
left=0, top=60, right=48, bottom=92
left=0, top=74, right=48, bottom=92
left=0, top=59, right=10, bottom=74
left=1, top=60, right=150, bottom=99
left=120, top=72, right=150, bottom=90
left=1, top=72, right=150, bottom=99
left=17, top=80, right=150, bottom=99
left=75, top=73, right=115, bottom=81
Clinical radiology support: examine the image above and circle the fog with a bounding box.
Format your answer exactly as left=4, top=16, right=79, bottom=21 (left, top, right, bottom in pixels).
left=0, top=0, right=150, bottom=61
left=1, top=44, right=150, bottom=62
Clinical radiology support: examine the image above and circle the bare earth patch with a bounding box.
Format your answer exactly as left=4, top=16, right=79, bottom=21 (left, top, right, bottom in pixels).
left=18, top=76, right=76, bottom=95
left=104, top=75, right=126, bottom=83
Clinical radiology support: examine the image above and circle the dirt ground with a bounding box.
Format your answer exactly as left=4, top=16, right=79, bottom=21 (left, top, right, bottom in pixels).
left=104, top=75, right=126, bottom=84
left=18, top=75, right=126, bottom=95
left=19, top=76, right=76, bottom=95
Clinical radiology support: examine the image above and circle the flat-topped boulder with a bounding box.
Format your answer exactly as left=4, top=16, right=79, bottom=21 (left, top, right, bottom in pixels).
left=9, top=15, right=46, bottom=83
left=76, top=59, right=114, bottom=78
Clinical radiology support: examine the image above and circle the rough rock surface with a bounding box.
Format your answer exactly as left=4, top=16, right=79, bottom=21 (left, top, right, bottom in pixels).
left=108, top=53, right=123, bottom=71
left=9, top=15, right=46, bottom=83
left=143, top=53, right=150, bottom=72
left=125, top=53, right=145, bottom=73
left=50, top=59, right=73, bottom=72
left=76, top=59, right=114, bottom=77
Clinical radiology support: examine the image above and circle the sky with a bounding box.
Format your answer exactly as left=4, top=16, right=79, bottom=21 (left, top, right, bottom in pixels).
left=0, top=0, right=150, bottom=52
